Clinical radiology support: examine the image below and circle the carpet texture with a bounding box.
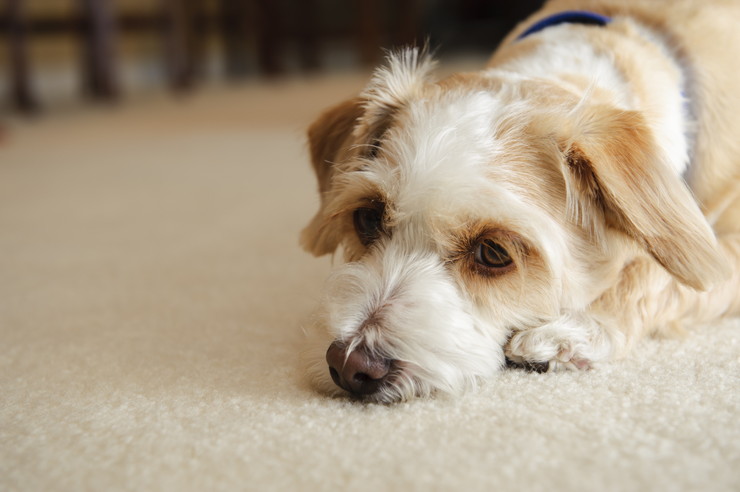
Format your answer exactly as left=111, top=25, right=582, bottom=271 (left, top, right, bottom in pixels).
left=1, top=71, right=739, bottom=492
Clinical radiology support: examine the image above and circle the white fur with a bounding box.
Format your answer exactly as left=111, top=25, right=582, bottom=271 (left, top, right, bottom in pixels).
left=306, top=240, right=506, bottom=402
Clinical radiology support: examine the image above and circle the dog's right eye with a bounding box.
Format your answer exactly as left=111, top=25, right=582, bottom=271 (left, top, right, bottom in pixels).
left=353, top=207, right=383, bottom=245
left=366, top=138, right=381, bottom=159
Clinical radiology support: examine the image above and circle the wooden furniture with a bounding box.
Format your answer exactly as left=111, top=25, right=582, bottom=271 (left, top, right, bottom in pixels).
left=0, top=0, right=461, bottom=113
left=6, top=0, right=37, bottom=112
left=2, top=0, right=212, bottom=112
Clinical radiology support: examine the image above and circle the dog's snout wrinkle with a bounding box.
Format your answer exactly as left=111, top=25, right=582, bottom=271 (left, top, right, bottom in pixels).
left=326, top=341, right=391, bottom=396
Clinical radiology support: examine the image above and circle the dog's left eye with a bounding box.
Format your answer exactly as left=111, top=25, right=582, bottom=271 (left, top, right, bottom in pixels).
left=353, top=207, right=384, bottom=245
left=474, top=239, right=514, bottom=272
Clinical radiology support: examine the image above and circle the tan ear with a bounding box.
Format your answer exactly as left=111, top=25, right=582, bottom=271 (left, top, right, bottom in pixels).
left=301, top=97, right=364, bottom=256
left=563, top=106, right=727, bottom=290
left=307, top=97, right=364, bottom=195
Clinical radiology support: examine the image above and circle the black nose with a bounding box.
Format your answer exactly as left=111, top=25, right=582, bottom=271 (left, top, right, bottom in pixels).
left=326, top=341, right=391, bottom=396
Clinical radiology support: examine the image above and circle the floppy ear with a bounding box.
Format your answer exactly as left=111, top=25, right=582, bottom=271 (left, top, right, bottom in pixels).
left=561, top=106, right=726, bottom=290
left=301, top=47, right=436, bottom=257
left=301, top=97, right=364, bottom=256
left=307, top=97, right=364, bottom=196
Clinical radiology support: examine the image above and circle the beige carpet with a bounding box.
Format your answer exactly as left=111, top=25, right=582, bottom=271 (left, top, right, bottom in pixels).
left=1, top=70, right=739, bottom=492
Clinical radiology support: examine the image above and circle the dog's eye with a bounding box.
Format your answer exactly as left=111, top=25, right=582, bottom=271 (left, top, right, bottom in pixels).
left=353, top=207, right=384, bottom=245
left=474, top=239, right=514, bottom=272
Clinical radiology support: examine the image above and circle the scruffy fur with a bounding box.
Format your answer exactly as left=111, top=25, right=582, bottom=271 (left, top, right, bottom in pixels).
left=301, top=0, right=740, bottom=403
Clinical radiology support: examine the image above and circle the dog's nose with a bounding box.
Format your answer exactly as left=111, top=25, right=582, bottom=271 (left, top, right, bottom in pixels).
left=326, top=341, right=391, bottom=396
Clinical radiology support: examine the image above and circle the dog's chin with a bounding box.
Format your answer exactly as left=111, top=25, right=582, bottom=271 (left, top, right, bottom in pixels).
left=360, top=370, right=434, bottom=404
left=313, top=371, right=427, bottom=404
left=306, top=355, right=469, bottom=404
left=303, top=333, right=503, bottom=404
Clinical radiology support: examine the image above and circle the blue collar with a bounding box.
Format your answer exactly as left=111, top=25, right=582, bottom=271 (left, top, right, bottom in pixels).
left=517, top=10, right=612, bottom=40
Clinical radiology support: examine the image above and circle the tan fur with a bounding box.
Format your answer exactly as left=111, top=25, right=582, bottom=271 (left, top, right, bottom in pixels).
left=497, top=0, right=740, bottom=347
left=301, top=98, right=365, bottom=256
left=560, top=105, right=725, bottom=290
left=500, top=0, right=740, bottom=213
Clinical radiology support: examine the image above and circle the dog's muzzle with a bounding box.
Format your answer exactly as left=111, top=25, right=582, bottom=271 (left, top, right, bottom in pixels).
left=325, top=342, right=393, bottom=396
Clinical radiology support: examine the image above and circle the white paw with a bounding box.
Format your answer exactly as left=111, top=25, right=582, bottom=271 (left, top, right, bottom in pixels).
left=505, top=315, right=609, bottom=372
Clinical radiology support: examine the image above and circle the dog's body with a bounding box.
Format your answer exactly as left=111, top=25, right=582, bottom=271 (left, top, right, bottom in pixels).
left=301, top=0, right=740, bottom=402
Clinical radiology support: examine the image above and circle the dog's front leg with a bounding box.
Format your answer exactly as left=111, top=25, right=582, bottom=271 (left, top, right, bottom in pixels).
left=507, top=233, right=740, bottom=372
left=595, top=233, right=740, bottom=341
left=505, top=312, right=618, bottom=372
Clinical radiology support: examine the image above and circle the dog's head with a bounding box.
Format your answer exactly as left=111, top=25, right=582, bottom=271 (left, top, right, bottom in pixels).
left=300, top=48, right=724, bottom=403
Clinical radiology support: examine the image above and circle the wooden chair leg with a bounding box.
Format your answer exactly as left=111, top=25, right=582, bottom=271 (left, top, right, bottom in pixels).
left=80, top=0, right=120, bottom=100
left=188, top=0, right=207, bottom=84
left=219, top=0, right=250, bottom=78
left=255, top=0, right=283, bottom=75
left=7, top=0, right=39, bottom=113
left=297, top=0, right=319, bottom=71
left=357, top=0, right=381, bottom=66
left=162, top=0, right=199, bottom=91
left=394, top=0, right=421, bottom=48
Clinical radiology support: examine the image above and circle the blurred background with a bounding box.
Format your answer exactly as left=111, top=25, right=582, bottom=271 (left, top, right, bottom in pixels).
left=1, top=0, right=547, bottom=114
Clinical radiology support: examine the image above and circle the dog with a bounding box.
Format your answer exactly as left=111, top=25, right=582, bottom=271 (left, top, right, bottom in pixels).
left=300, top=0, right=740, bottom=403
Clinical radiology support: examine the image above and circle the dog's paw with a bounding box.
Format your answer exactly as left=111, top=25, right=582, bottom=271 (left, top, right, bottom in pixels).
left=505, top=315, right=608, bottom=372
